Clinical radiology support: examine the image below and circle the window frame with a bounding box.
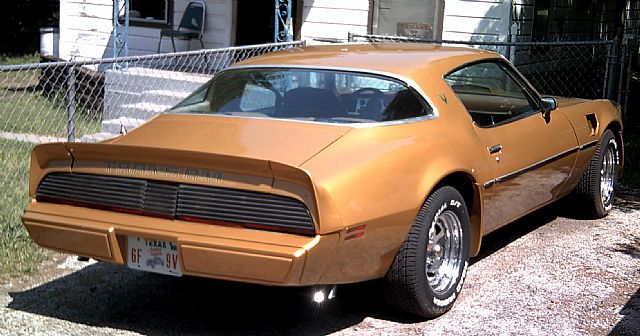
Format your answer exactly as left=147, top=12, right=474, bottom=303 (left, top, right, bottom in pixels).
left=117, top=0, right=174, bottom=29
left=169, top=66, right=438, bottom=126
left=444, top=59, right=544, bottom=128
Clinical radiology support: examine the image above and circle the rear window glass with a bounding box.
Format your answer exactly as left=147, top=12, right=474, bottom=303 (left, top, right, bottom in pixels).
left=170, top=68, right=433, bottom=123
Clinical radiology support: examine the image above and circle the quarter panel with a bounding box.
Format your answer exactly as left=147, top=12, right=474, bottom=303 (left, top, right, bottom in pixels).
left=558, top=99, right=624, bottom=191
left=301, top=112, right=489, bottom=282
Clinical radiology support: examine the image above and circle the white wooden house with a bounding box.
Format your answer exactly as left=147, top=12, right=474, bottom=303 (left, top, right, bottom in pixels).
left=55, top=0, right=639, bottom=137
left=57, top=0, right=639, bottom=61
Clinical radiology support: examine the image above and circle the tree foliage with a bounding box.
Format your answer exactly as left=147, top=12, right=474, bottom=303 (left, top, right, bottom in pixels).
left=0, top=1, right=60, bottom=55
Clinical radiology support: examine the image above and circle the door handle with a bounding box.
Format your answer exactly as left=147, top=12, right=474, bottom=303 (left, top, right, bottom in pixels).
left=488, top=144, right=502, bottom=154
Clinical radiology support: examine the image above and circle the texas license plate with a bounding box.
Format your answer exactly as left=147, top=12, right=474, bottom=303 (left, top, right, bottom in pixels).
left=127, top=236, right=182, bottom=276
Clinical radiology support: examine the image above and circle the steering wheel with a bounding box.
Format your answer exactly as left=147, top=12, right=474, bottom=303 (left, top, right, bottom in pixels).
left=352, top=88, right=385, bottom=120
left=353, top=87, right=384, bottom=98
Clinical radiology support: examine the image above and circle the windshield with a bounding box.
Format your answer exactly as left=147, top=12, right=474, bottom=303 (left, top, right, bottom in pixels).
left=169, top=68, right=433, bottom=123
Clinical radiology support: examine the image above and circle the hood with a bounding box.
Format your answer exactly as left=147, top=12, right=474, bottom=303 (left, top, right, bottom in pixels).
left=555, top=97, right=589, bottom=108
left=110, top=114, right=352, bottom=167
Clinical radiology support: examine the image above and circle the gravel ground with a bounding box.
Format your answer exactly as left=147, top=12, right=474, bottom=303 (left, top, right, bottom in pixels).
left=1, top=192, right=638, bottom=336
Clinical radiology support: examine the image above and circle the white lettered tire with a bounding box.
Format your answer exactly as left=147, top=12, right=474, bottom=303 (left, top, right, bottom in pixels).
left=575, top=130, right=621, bottom=218
left=383, top=186, right=471, bottom=318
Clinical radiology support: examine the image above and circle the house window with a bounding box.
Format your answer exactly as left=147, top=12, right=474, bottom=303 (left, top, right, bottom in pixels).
left=120, top=0, right=174, bottom=28
left=371, top=0, right=444, bottom=39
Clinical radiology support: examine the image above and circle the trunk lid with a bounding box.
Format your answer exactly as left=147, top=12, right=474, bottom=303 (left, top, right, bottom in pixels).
left=29, top=115, right=352, bottom=229
left=109, top=114, right=352, bottom=167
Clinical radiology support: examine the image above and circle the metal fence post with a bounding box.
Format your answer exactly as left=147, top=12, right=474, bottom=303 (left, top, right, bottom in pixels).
left=622, top=36, right=637, bottom=121
left=606, top=37, right=621, bottom=101
left=66, top=64, right=76, bottom=142
left=603, top=44, right=612, bottom=99
left=509, top=32, right=517, bottom=62
left=617, top=37, right=628, bottom=105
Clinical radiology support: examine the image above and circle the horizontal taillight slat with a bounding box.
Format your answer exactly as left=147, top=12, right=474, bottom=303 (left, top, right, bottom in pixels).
left=180, top=185, right=298, bottom=206
left=176, top=201, right=311, bottom=222
left=177, top=193, right=310, bottom=215
left=176, top=211, right=312, bottom=230
left=176, top=205, right=312, bottom=225
left=38, top=183, right=144, bottom=200
left=36, top=193, right=142, bottom=207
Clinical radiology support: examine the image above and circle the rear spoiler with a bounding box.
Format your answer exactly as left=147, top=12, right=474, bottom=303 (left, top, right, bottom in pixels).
left=29, top=142, right=326, bottom=229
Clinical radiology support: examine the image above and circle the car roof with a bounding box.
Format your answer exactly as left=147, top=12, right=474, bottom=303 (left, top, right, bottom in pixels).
left=233, top=43, right=503, bottom=79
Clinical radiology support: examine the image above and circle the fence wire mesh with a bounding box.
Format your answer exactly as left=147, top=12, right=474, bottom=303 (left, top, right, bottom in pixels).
left=0, top=41, right=302, bottom=257
left=349, top=33, right=615, bottom=102
left=620, top=36, right=640, bottom=121
left=0, top=35, right=635, bottom=271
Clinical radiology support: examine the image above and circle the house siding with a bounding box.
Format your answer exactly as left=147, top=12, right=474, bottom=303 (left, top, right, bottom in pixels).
left=59, top=0, right=113, bottom=60
left=441, top=0, right=511, bottom=43
left=300, top=0, right=370, bottom=41
left=59, top=0, right=233, bottom=60
left=58, top=0, right=640, bottom=61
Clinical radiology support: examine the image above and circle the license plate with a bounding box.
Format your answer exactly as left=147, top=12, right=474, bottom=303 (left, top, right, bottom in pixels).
left=127, top=236, right=182, bottom=276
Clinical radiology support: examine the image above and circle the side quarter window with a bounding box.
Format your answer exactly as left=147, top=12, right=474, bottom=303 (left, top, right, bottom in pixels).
left=445, top=61, right=539, bottom=127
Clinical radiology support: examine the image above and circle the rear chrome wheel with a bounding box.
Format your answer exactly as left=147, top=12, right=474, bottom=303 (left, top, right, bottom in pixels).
left=383, top=186, right=470, bottom=318
left=600, top=138, right=618, bottom=210
left=426, top=210, right=463, bottom=296
left=575, top=129, right=620, bottom=218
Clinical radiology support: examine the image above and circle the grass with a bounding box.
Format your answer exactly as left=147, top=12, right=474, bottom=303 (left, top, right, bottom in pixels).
left=0, top=139, right=47, bottom=279
left=0, top=54, right=40, bottom=65
left=0, top=53, right=101, bottom=137
left=0, top=87, right=101, bottom=137
left=0, top=53, right=100, bottom=280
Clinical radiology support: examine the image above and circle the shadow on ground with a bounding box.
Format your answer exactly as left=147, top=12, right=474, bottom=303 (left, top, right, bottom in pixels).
left=7, top=192, right=638, bottom=335
left=609, top=287, right=640, bottom=336
left=615, top=184, right=640, bottom=213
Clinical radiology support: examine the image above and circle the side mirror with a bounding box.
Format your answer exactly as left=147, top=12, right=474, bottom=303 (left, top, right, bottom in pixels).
left=540, top=96, right=557, bottom=112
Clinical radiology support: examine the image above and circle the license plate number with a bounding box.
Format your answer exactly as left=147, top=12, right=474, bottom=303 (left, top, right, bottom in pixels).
left=127, top=236, right=182, bottom=276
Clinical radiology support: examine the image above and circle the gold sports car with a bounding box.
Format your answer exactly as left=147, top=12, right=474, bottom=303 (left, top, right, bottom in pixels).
left=22, top=43, right=623, bottom=318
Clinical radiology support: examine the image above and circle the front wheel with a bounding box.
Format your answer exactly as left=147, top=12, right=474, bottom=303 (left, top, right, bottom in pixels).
left=574, top=130, right=621, bottom=218
left=383, top=186, right=471, bottom=318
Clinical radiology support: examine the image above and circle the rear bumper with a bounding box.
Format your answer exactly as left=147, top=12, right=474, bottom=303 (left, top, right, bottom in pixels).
left=22, top=201, right=341, bottom=286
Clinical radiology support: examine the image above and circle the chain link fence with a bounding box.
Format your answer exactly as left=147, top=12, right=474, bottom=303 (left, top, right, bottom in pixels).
left=1, top=34, right=638, bottom=272
left=349, top=33, right=617, bottom=103
left=0, top=41, right=303, bottom=271
left=619, top=36, right=640, bottom=120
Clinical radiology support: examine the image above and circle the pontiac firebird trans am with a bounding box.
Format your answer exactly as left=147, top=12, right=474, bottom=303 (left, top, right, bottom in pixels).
left=22, top=43, right=623, bottom=318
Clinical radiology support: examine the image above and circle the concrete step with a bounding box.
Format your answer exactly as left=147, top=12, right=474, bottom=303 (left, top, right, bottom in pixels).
left=141, top=89, right=192, bottom=108
left=101, top=117, right=147, bottom=134
left=103, top=67, right=209, bottom=121
left=103, top=89, right=143, bottom=120
left=105, top=67, right=210, bottom=93
left=109, top=102, right=173, bottom=120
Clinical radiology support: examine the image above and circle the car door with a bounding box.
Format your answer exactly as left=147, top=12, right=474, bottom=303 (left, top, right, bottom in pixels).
left=445, top=60, right=579, bottom=232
